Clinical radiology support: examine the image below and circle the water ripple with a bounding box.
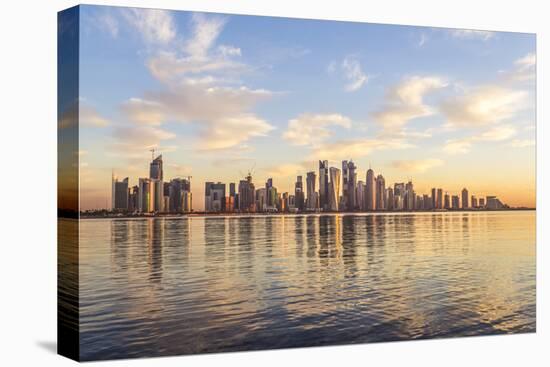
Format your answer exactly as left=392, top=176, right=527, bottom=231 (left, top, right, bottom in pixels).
left=75, top=211, right=536, bottom=360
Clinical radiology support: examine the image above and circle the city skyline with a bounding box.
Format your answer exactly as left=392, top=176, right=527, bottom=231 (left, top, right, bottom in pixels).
left=106, top=153, right=513, bottom=215
left=77, top=6, right=536, bottom=211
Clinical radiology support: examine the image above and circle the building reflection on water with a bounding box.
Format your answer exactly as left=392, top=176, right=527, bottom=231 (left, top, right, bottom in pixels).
left=77, top=212, right=535, bottom=360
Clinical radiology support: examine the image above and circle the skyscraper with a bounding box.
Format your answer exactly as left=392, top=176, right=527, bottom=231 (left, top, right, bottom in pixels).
left=238, top=173, right=255, bottom=212
left=347, top=161, right=357, bottom=210
left=423, top=194, right=431, bottom=210
left=375, top=174, right=386, bottom=210
left=228, top=182, right=237, bottom=212
left=128, top=185, right=138, bottom=212
left=444, top=192, right=450, bottom=209
left=319, top=160, right=329, bottom=210
left=149, top=155, right=163, bottom=181
left=356, top=181, right=365, bottom=211
left=471, top=195, right=478, bottom=208
left=182, top=191, right=192, bottom=213
left=436, top=188, right=443, bottom=209
left=255, top=188, right=267, bottom=212
left=288, top=194, right=296, bottom=210
left=112, top=176, right=129, bottom=211
left=387, top=187, right=394, bottom=211
left=152, top=179, right=163, bottom=212
left=168, top=178, right=182, bottom=212
left=462, top=188, right=469, bottom=209
left=415, top=195, right=423, bottom=210
left=205, top=182, right=226, bottom=212
left=431, top=188, right=437, bottom=209
left=342, top=160, right=349, bottom=209
left=281, top=192, right=289, bottom=212
left=366, top=168, right=376, bottom=211
left=394, top=183, right=405, bottom=210
left=328, top=167, right=341, bottom=211
left=267, top=186, right=278, bottom=210
left=295, top=175, right=304, bottom=211
left=306, top=171, right=317, bottom=210
left=452, top=195, right=460, bottom=209
left=405, top=181, right=414, bottom=210
left=138, top=178, right=153, bottom=213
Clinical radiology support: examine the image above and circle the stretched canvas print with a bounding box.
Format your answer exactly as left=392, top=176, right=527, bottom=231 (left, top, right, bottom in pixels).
left=58, top=4, right=536, bottom=362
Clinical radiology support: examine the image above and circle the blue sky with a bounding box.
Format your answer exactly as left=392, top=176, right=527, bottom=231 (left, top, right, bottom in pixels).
left=76, top=5, right=536, bottom=210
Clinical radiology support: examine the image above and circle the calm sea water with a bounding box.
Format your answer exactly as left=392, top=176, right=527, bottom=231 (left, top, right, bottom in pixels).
left=77, top=211, right=536, bottom=360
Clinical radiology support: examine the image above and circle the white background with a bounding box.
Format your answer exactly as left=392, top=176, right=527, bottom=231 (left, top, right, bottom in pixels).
left=0, top=0, right=547, bottom=365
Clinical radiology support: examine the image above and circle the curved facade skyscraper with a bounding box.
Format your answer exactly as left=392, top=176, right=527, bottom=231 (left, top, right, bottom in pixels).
left=328, top=167, right=341, bottom=211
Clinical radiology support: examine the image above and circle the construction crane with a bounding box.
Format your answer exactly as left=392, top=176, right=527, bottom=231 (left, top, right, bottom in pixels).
left=149, top=148, right=156, bottom=160
left=239, top=162, right=256, bottom=180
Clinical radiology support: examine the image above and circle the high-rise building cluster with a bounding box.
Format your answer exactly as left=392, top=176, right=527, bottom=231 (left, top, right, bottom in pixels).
left=111, top=156, right=506, bottom=214
left=201, top=159, right=506, bottom=214
left=111, top=155, right=193, bottom=213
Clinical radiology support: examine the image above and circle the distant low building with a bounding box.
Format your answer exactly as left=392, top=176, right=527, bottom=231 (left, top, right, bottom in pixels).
left=486, top=196, right=504, bottom=210
left=451, top=195, right=460, bottom=210
left=471, top=195, right=478, bottom=208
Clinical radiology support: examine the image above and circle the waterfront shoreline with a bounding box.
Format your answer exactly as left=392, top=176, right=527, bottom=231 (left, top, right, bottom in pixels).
left=79, top=208, right=535, bottom=219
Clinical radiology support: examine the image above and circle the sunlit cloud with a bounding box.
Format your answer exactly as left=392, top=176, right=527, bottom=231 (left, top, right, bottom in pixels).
left=328, top=56, right=369, bottom=92
left=166, top=163, right=193, bottom=177
left=211, top=156, right=256, bottom=168
left=451, top=29, right=495, bottom=41
left=443, top=139, right=473, bottom=155
left=119, top=12, right=275, bottom=152
left=443, top=124, right=517, bottom=154
left=198, top=114, right=274, bottom=151
left=372, top=76, right=447, bottom=132
left=391, top=158, right=444, bottom=173
left=121, top=8, right=176, bottom=44
left=80, top=102, right=110, bottom=127
left=440, top=86, right=528, bottom=128
left=91, top=10, right=119, bottom=38
left=381, top=127, right=434, bottom=139
left=509, top=139, right=535, bottom=148
left=185, top=13, right=226, bottom=58
left=218, top=44, right=242, bottom=57
left=310, top=138, right=414, bottom=161
left=264, top=163, right=305, bottom=178
left=120, top=98, right=164, bottom=126
left=418, top=33, right=427, bottom=47
left=283, top=113, right=351, bottom=146
left=109, top=125, right=177, bottom=160
left=500, top=52, right=536, bottom=83
left=341, top=56, right=369, bottom=92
